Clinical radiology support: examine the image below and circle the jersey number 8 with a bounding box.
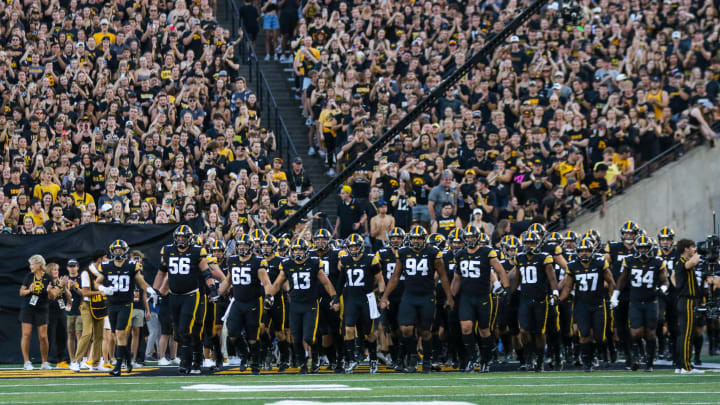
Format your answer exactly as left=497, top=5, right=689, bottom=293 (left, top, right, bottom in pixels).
left=168, top=257, right=191, bottom=275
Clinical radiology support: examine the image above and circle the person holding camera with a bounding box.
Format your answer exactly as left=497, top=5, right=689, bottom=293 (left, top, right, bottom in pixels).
left=19, top=254, right=59, bottom=370
left=673, top=239, right=704, bottom=374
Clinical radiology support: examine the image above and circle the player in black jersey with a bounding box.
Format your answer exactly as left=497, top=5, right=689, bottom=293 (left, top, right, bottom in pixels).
left=96, top=240, right=157, bottom=376
left=267, top=238, right=340, bottom=374
left=560, top=238, right=615, bottom=372
left=380, top=225, right=454, bottom=373
left=250, top=229, right=267, bottom=255
left=216, top=234, right=273, bottom=375
left=613, top=235, right=668, bottom=371
left=154, top=225, right=217, bottom=375
left=605, top=220, right=641, bottom=367
left=204, top=240, right=228, bottom=371
left=672, top=239, right=704, bottom=373
left=337, top=234, right=385, bottom=374
left=496, top=235, right=524, bottom=369
left=259, top=234, right=291, bottom=371
left=656, top=227, right=679, bottom=361
left=427, top=233, right=451, bottom=370
left=442, top=228, right=465, bottom=368
left=512, top=232, right=558, bottom=372
left=310, top=228, right=345, bottom=373
left=450, top=225, right=510, bottom=373
left=376, top=227, right=403, bottom=369
left=563, top=231, right=579, bottom=260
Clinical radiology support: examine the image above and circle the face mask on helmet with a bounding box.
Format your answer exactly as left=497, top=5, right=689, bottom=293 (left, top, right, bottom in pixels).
left=237, top=242, right=252, bottom=256
left=622, top=231, right=637, bottom=245
left=389, top=236, right=404, bottom=248
left=464, top=234, right=478, bottom=248
left=524, top=241, right=539, bottom=254
left=349, top=242, right=363, bottom=257
left=314, top=237, right=329, bottom=251
left=578, top=248, right=593, bottom=262
left=410, top=236, right=425, bottom=250
left=636, top=245, right=651, bottom=259
left=504, top=247, right=518, bottom=259
left=261, top=243, right=274, bottom=256
left=292, top=247, right=307, bottom=261
left=111, top=247, right=127, bottom=260
left=659, top=237, right=673, bottom=251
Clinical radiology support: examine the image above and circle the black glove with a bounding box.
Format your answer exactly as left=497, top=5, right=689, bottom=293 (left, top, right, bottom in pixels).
left=330, top=294, right=340, bottom=307
left=263, top=294, right=275, bottom=310
left=208, top=284, right=220, bottom=302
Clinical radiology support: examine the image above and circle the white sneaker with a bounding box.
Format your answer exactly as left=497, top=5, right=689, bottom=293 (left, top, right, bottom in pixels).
left=326, top=169, right=336, bottom=177
left=274, top=53, right=279, bottom=61
left=681, top=368, right=705, bottom=374
left=279, top=55, right=288, bottom=63
left=264, top=54, right=271, bottom=61
left=308, top=146, right=316, bottom=156
left=131, top=361, right=143, bottom=369
left=80, top=360, right=91, bottom=370
left=317, top=149, right=327, bottom=159
left=93, top=364, right=111, bottom=372
left=70, top=362, right=80, bottom=372
left=158, top=357, right=171, bottom=366
left=23, top=362, right=33, bottom=371
left=203, top=358, right=214, bottom=368
left=40, top=362, right=52, bottom=370
left=229, top=356, right=241, bottom=366
left=171, top=357, right=181, bottom=365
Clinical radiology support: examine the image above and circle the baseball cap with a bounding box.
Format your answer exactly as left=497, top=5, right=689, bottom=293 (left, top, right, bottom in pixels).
left=377, top=200, right=388, bottom=206
left=552, top=83, right=562, bottom=90
left=672, top=31, right=681, bottom=39
left=67, top=259, right=79, bottom=266
left=473, top=208, right=483, bottom=217
left=341, top=185, right=352, bottom=194
left=509, top=35, right=519, bottom=43
left=100, top=203, right=113, bottom=212
left=293, top=156, right=303, bottom=164
left=472, top=111, right=482, bottom=118
left=100, top=18, right=109, bottom=25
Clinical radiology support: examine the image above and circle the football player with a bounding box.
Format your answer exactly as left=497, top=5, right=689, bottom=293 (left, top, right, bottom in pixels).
left=560, top=238, right=615, bottom=372
left=154, top=226, right=216, bottom=374
left=96, top=240, right=157, bottom=376
left=337, top=234, right=385, bottom=373
left=444, top=228, right=465, bottom=368
left=216, top=234, right=273, bottom=375
left=260, top=234, right=291, bottom=371
left=201, top=240, right=227, bottom=371
left=450, top=225, right=510, bottom=372
left=655, top=227, right=678, bottom=361
left=380, top=225, right=454, bottom=373
left=376, top=227, right=404, bottom=369
left=512, top=232, right=558, bottom=372
left=267, top=238, right=340, bottom=374
left=496, top=236, right=523, bottom=368
left=310, top=228, right=345, bottom=373
left=613, top=235, right=668, bottom=371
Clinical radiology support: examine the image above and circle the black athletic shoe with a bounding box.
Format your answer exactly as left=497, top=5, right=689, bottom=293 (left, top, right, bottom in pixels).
left=251, top=367, right=260, bottom=375
left=277, top=362, right=289, bottom=373
left=631, top=362, right=640, bottom=371
left=299, top=365, right=308, bottom=374
left=584, top=363, right=593, bottom=372
left=311, top=362, right=321, bottom=373
left=421, top=361, right=431, bottom=373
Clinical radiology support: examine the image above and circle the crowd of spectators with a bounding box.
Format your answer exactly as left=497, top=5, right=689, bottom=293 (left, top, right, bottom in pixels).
left=280, top=0, right=720, bottom=238
left=0, top=0, right=323, bottom=242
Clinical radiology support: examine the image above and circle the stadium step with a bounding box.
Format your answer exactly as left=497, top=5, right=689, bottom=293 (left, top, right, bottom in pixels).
left=251, top=32, right=338, bottom=228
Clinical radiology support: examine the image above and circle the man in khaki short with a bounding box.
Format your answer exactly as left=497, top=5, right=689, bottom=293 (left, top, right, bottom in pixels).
left=65, top=259, right=84, bottom=370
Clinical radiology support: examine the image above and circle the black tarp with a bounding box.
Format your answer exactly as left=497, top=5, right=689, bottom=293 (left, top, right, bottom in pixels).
left=0, top=219, right=202, bottom=363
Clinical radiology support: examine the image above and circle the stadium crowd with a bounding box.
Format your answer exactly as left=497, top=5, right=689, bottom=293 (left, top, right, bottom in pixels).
left=4, top=0, right=720, bottom=379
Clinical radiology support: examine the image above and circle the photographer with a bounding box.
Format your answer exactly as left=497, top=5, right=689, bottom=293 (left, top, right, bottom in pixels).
left=673, top=239, right=704, bottom=374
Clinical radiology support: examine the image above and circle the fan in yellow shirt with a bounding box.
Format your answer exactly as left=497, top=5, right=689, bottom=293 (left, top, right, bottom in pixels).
left=33, top=167, right=61, bottom=202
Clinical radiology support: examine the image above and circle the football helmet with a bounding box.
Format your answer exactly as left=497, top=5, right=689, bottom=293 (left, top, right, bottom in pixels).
left=173, top=225, right=194, bottom=249
left=109, top=239, right=129, bottom=260
left=408, top=225, right=428, bottom=250
left=346, top=233, right=365, bottom=258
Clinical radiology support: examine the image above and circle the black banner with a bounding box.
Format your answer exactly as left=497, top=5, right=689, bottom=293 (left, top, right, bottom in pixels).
left=0, top=220, right=202, bottom=363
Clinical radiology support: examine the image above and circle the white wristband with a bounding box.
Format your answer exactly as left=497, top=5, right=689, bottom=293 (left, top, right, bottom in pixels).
left=493, top=281, right=502, bottom=290
left=611, top=290, right=620, bottom=300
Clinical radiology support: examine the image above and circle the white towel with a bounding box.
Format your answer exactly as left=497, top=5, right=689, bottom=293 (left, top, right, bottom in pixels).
left=221, top=297, right=235, bottom=322
left=367, top=292, right=380, bottom=319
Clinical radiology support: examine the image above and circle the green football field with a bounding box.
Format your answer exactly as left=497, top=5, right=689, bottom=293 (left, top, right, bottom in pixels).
left=0, top=371, right=719, bottom=404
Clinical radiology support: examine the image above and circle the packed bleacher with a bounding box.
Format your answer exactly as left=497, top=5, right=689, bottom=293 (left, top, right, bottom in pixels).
left=278, top=0, right=720, bottom=235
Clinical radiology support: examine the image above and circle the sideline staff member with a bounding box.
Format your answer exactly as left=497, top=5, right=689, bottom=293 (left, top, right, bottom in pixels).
left=673, top=239, right=704, bottom=374
left=19, top=254, right=59, bottom=371
left=70, top=250, right=109, bottom=372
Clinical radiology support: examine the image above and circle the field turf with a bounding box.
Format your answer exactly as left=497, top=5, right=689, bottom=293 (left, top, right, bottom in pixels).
left=0, top=369, right=719, bottom=404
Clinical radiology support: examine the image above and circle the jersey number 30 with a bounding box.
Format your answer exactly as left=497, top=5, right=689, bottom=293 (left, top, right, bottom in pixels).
left=108, top=275, right=130, bottom=292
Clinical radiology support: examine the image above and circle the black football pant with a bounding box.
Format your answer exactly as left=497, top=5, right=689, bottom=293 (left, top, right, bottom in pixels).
left=170, top=291, right=205, bottom=368
left=676, top=297, right=697, bottom=371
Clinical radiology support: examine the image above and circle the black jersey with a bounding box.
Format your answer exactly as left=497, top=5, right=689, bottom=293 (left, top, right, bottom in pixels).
left=68, top=275, right=83, bottom=315
left=606, top=241, right=634, bottom=279
left=160, top=244, right=208, bottom=295
left=226, top=255, right=266, bottom=302
left=443, top=248, right=457, bottom=279
left=280, top=257, right=324, bottom=304
left=338, top=253, right=381, bottom=298
left=516, top=252, right=554, bottom=299
left=376, top=247, right=403, bottom=299
left=673, top=256, right=699, bottom=298
left=567, top=256, right=610, bottom=305
left=100, top=259, right=141, bottom=305
left=542, top=243, right=565, bottom=280
left=436, top=215, right=457, bottom=238
left=622, top=256, right=666, bottom=302
left=397, top=245, right=443, bottom=296
left=454, top=245, right=498, bottom=295
left=264, top=254, right=284, bottom=284
left=310, top=248, right=342, bottom=298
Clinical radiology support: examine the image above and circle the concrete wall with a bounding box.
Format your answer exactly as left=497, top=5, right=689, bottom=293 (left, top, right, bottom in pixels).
left=567, top=146, right=720, bottom=241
